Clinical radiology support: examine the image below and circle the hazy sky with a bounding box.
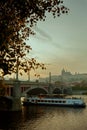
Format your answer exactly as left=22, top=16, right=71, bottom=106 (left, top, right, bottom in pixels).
left=26, top=0, right=87, bottom=79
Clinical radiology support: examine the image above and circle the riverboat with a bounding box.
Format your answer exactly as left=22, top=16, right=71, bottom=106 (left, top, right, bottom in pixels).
left=22, top=95, right=86, bottom=108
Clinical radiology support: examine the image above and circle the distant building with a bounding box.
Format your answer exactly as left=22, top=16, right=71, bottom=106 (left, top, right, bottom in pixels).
left=61, top=68, right=72, bottom=76
left=59, top=69, right=87, bottom=83
left=39, top=68, right=87, bottom=83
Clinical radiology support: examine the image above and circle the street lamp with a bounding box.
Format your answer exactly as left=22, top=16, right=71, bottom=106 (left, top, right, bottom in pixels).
left=28, top=69, right=30, bottom=82
left=16, top=57, right=19, bottom=81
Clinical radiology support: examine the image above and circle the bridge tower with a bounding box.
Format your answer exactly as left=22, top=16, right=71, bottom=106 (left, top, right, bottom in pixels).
left=11, top=59, right=21, bottom=111
left=11, top=80, right=21, bottom=111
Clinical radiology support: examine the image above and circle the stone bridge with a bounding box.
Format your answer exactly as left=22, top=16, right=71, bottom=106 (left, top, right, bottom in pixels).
left=4, top=80, right=71, bottom=97
left=1, top=80, right=72, bottom=111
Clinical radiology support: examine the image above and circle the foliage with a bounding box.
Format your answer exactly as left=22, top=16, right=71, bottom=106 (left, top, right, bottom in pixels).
left=0, top=0, right=69, bottom=76
left=55, top=81, right=63, bottom=85
left=72, top=86, right=87, bottom=91
left=72, top=80, right=87, bottom=90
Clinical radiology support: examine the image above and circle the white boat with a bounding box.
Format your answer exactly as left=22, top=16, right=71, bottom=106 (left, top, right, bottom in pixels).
left=22, top=95, right=86, bottom=108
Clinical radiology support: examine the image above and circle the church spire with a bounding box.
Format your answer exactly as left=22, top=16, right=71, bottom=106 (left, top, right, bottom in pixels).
left=61, top=68, right=65, bottom=75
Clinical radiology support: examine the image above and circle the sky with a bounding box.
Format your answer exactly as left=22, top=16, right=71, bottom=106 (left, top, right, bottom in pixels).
left=25, top=0, right=87, bottom=80
left=6, top=0, right=87, bottom=80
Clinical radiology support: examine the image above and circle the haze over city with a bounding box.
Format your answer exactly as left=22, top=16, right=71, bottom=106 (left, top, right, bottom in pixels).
left=5, top=0, right=87, bottom=80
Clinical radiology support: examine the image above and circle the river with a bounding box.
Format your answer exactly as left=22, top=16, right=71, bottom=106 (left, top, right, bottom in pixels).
left=0, top=95, right=87, bottom=130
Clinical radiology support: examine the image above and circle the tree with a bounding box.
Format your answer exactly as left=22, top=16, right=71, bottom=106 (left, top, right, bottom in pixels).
left=0, top=0, right=69, bottom=76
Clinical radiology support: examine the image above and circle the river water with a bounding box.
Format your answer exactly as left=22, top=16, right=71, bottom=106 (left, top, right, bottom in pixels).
left=0, top=95, right=87, bottom=130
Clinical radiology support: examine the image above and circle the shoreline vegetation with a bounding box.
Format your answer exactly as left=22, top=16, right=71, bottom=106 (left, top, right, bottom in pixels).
left=72, top=86, right=87, bottom=95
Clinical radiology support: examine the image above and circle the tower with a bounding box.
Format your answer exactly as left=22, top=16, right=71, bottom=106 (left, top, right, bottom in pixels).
left=61, top=68, right=65, bottom=76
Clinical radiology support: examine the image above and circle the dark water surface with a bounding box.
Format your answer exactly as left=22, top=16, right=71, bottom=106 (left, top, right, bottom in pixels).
left=0, top=96, right=87, bottom=130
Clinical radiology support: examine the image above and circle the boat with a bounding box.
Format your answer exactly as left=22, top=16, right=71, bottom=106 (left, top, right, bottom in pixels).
left=21, top=94, right=86, bottom=108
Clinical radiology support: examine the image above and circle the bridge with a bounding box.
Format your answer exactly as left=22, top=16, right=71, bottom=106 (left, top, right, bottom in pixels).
left=1, top=80, right=71, bottom=111
left=4, top=80, right=71, bottom=96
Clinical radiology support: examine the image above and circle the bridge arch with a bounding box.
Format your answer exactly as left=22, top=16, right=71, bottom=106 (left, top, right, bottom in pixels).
left=52, top=88, right=62, bottom=94
left=52, top=87, right=70, bottom=94
left=22, top=86, right=48, bottom=96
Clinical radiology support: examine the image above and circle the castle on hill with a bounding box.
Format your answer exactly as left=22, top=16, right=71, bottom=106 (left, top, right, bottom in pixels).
left=59, top=68, right=87, bottom=83
left=39, top=68, right=87, bottom=83
left=61, top=68, right=72, bottom=76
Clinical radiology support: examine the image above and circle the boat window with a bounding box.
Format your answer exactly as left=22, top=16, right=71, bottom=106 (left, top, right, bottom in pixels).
left=63, top=101, right=66, bottom=103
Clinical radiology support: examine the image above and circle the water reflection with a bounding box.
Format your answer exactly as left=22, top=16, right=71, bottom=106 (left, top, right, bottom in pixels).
left=0, top=96, right=87, bottom=130
left=0, top=111, right=22, bottom=129
left=21, top=106, right=87, bottom=130
left=22, top=106, right=45, bottom=121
